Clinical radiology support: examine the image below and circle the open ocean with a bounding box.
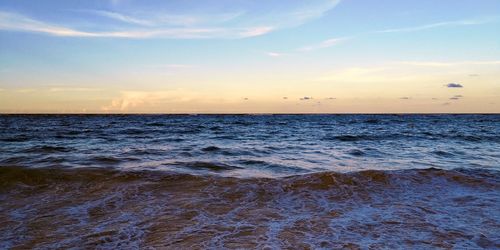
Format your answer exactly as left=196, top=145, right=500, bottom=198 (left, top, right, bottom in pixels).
left=0, top=114, right=499, bottom=249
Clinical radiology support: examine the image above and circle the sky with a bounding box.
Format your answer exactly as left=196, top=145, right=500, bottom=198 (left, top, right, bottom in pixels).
left=0, top=0, right=499, bottom=113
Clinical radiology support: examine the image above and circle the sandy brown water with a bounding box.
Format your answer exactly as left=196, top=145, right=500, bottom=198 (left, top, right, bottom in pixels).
left=1, top=167, right=498, bottom=249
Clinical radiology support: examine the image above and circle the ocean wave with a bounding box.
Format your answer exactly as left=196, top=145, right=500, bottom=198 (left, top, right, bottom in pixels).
left=23, top=145, right=72, bottom=153
left=0, top=136, right=30, bottom=142
left=1, top=115, right=499, bottom=248
left=201, top=146, right=221, bottom=152
left=323, top=133, right=500, bottom=143
left=347, top=149, right=366, bottom=156
left=1, top=166, right=496, bottom=194
left=168, top=161, right=243, bottom=172
left=1, top=115, right=499, bottom=175
left=0, top=167, right=498, bottom=248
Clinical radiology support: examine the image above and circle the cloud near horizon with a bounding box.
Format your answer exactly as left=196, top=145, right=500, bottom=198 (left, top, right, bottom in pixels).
left=450, top=95, right=464, bottom=100
left=101, top=90, right=203, bottom=111
left=446, top=83, right=463, bottom=88
left=315, top=60, right=499, bottom=85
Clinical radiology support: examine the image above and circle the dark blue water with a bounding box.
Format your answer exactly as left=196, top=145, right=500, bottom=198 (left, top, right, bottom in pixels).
left=1, top=114, right=499, bottom=176
left=0, top=115, right=499, bottom=248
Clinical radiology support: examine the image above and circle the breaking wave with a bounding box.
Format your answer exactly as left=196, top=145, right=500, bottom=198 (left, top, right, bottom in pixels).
left=1, top=166, right=498, bottom=249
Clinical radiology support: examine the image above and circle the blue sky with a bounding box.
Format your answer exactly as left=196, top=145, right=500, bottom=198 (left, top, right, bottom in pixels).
left=0, top=0, right=499, bottom=113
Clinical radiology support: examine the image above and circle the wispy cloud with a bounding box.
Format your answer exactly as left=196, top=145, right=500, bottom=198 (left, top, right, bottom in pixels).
left=239, top=26, right=274, bottom=37
left=143, top=64, right=195, bottom=75
left=85, top=10, right=154, bottom=26
left=295, top=16, right=496, bottom=53
left=314, top=58, right=500, bottom=87
left=284, top=0, right=341, bottom=25
left=15, top=88, right=37, bottom=93
left=315, top=66, right=395, bottom=83
left=48, top=87, right=102, bottom=92
left=374, top=17, right=497, bottom=33
left=147, top=64, right=194, bottom=70
left=3, top=87, right=102, bottom=93
left=398, top=60, right=500, bottom=67
left=109, top=0, right=125, bottom=7
left=299, top=37, right=350, bottom=52
left=0, top=1, right=340, bottom=39
left=266, top=36, right=348, bottom=56
left=0, top=11, right=98, bottom=37
left=102, top=90, right=201, bottom=111
left=0, top=12, right=274, bottom=38
left=266, top=52, right=288, bottom=57
left=84, top=10, right=244, bottom=27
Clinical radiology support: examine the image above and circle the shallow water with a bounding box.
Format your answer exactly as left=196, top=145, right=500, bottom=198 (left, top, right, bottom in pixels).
left=0, top=114, right=499, bottom=248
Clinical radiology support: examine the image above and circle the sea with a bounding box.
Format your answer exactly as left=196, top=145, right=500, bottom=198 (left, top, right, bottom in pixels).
left=0, top=114, right=499, bottom=249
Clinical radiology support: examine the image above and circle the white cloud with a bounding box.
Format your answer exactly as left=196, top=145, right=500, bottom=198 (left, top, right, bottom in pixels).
left=101, top=90, right=202, bottom=111
left=143, top=64, right=195, bottom=75
left=0, top=12, right=98, bottom=37
left=0, top=1, right=340, bottom=39
left=15, top=88, right=37, bottom=93
left=85, top=10, right=244, bottom=27
left=298, top=37, right=350, bottom=52
left=238, top=26, right=274, bottom=37
left=280, top=0, right=342, bottom=26
left=266, top=52, right=287, bottom=57
left=148, top=64, right=194, bottom=69
left=374, top=17, right=497, bottom=34
left=397, top=60, right=500, bottom=67
left=315, top=66, right=399, bottom=83
left=314, top=60, right=500, bottom=84
left=86, top=10, right=154, bottom=26
left=48, top=87, right=102, bottom=92
left=294, top=16, right=496, bottom=54
left=0, top=12, right=274, bottom=39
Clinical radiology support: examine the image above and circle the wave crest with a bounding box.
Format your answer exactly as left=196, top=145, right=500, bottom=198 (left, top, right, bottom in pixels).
left=0, top=166, right=499, bottom=249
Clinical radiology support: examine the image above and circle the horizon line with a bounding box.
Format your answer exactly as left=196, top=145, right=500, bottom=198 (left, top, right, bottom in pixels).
left=1, top=112, right=499, bottom=115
